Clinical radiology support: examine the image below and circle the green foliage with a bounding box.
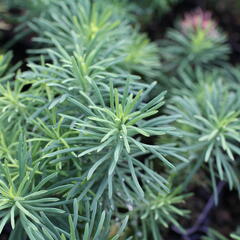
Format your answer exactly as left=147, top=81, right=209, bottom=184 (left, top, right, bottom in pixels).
left=0, top=0, right=191, bottom=238
left=125, top=187, right=190, bottom=239
left=202, top=228, right=228, bottom=240
left=1, top=0, right=240, bottom=239
left=50, top=81, right=186, bottom=200
left=202, top=227, right=240, bottom=240
left=231, top=234, right=240, bottom=240
left=160, top=28, right=229, bottom=73
left=170, top=79, right=240, bottom=201
left=0, top=136, right=68, bottom=239
left=0, top=79, right=43, bottom=128
left=0, top=52, right=12, bottom=80
left=2, top=0, right=57, bottom=19
left=130, top=0, right=181, bottom=20
left=164, top=66, right=220, bottom=94
left=26, top=0, right=160, bottom=85
left=160, top=10, right=230, bottom=73
left=123, top=31, right=161, bottom=79
left=0, top=52, right=20, bottom=82
left=0, top=135, right=130, bottom=240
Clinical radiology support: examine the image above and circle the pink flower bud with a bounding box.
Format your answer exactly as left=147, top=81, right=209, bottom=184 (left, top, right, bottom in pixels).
left=180, top=8, right=219, bottom=39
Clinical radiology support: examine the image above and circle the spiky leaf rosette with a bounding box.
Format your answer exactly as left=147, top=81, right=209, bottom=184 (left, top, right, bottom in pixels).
left=30, top=0, right=126, bottom=54
left=27, top=0, right=131, bottom=70
left=122, top=30, right=160, bottom=79
left=46, top=80, right=186, bottom=200
left=170, top=80, right=240, bottom=201
left=26, top=0, right=161, bottom=81
left=0, top=77, right=44, bottom=129
left=0, top=136, right=129, bottom=240
left=160, top=8, right=230, bottom=73
left=0, top=137, right=73, bottom=240
left=117, top=187, right=189, bottom=240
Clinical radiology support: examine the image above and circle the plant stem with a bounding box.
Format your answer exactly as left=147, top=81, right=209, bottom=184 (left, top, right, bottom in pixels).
left=172, top=181, right=225, bottom=239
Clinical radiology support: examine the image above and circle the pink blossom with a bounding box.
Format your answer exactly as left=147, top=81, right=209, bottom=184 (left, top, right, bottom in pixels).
left=180, top=8, right=219, bottom=38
